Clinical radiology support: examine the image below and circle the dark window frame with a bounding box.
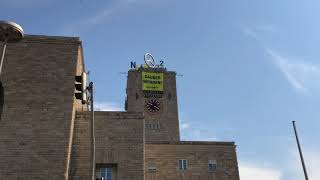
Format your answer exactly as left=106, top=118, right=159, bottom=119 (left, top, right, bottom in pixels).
left=178, top=159, right=187, bottom=171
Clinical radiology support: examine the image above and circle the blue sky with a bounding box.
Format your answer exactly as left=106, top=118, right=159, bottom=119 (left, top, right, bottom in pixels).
left=1, top=0, right=320, bottom=179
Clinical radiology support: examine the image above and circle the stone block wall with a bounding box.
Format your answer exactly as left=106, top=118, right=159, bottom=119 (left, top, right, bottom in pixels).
left=145, top=141, right=240, bottom=180
left=0, top=35, right=84, bottom=179
left=69, top=111, right=91, bottom=180
left=70, top=111, right=145, bottom=180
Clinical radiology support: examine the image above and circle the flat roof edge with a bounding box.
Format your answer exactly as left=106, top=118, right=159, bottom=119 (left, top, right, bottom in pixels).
left=22, top=34, right=80, bottom=43
left=76, top=111, right=144, bottom=118
left=147, top=141, right=235, bottom=146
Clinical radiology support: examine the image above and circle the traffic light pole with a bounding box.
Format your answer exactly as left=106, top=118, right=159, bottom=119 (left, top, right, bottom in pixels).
left=292, top=121, right=309, bottom=180
left=0, top=39, right=7, bottom=76
left=89, top=82, right=96, bottom=180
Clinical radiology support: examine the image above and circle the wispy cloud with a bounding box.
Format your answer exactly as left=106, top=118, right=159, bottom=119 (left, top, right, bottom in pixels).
left=61, top=0, right=134, bottom=34
left=267, top=49, right=320, bottom=94
left=239, top=162, right=282, bottom=180
left=1, top=0, right=52, bottom=7
left=241, top=24, right=320, bottom=94
left=242, top=24, right=278, bottom=43
left=94, top=101, right=123, bottom=111
left=61, top=0, right=158, bottom=34
left=242, top=26, right=261, bottom=42
left=82, top=0, right=140, bottom=25
left=254, top=24, right=278, bottom=33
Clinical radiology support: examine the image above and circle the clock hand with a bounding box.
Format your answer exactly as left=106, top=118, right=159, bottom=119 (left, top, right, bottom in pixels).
left=150, top=103, right=157, bottom=109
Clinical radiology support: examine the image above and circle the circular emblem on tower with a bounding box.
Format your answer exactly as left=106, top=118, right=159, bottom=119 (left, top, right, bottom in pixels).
left=144, top=53, right=156, bottom=68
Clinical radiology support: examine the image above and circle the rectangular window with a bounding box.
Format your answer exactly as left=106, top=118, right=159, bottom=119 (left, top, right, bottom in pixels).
left=178, top=159, right=187, bottom=170
left=146, top=124, right=161, bottom=129
left=148, top=162, right=157, bottom=171
left=208, top=160, right=217, bottom=172
left=100, top=168, right=112, bottom=180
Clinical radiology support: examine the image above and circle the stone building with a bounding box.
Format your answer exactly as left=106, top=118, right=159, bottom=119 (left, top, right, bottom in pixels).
left=0, top=35, right=240, bottom=180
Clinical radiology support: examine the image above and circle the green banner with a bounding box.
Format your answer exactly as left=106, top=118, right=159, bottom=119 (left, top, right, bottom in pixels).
left=142, top=72, right=164, bottom=91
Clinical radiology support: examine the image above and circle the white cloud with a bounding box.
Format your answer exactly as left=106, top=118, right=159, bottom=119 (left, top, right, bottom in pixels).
left=180, top=123, right=216, bottom=141
left=268, top=49, right=320, bottom=94
left=307, top=152, right=320, bottom=180
left=239, top=147, right=320, bottom=180
left=239, top=162, right=282, bottom=180
left=289, top=149, right=320, bottom=180
left=94, top=102, right=123, bottom=111
left=180, top=122, right=190, bottom=129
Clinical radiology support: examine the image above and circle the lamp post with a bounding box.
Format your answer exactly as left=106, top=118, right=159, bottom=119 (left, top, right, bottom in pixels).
left=88, top=82, right=95, bottom=180
left=0, top=21, right=24, bottom=76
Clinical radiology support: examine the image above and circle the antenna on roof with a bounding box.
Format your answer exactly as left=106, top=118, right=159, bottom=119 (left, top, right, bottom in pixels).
left=119, top=72, right=128, bottom=75
left=87, top=71, right=91, bottom=83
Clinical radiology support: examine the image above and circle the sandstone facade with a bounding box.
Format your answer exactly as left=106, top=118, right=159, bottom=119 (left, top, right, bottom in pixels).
left=0, top=35, right=86, bottom=179
left=0, top=35, right=240, bottom=180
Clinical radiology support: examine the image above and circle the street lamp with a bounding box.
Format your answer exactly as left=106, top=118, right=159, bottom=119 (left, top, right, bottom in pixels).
left=0, top=21, right=24, bottom=76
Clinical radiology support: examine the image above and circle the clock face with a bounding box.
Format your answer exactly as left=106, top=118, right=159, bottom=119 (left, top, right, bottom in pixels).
left=145, top=99, right=160, bottom=113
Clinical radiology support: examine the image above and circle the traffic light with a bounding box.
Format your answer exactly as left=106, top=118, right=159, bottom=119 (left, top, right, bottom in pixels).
left=75, top=72, right=87, bottom=104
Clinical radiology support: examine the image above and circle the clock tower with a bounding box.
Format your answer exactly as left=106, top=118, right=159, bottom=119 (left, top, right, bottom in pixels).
left=126, top=67, right=180, bottom=142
